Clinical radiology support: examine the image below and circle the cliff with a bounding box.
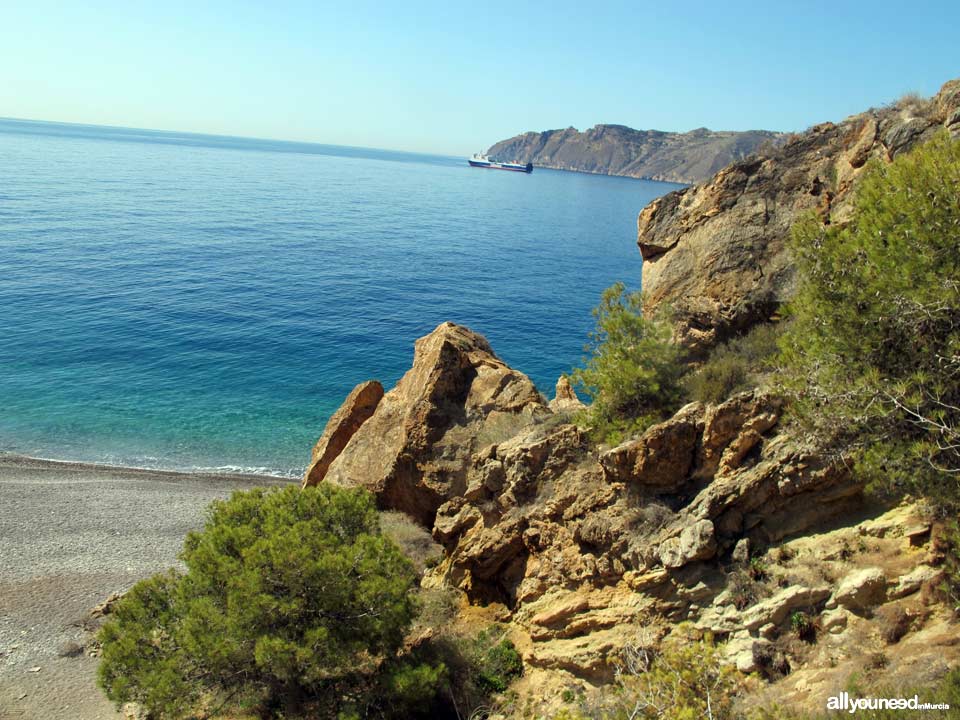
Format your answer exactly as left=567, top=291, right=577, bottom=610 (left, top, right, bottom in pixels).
left=304, top=323, right=958, bottom=717
left=638, top=79, right=960, bottom=357
left=298, top=81, right=960, bottom=717
left=486, top=124, right=783, bottom=184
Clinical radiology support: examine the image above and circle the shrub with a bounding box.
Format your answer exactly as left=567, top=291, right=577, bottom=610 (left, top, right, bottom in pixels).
left=938, top=520, right=960, bottom=615
left=98, top=484, right=421, bottom=719
left=571, top=282, right=683, bottom=442
left=879, top=606, right=912, bottom=645
left=414, top=624, right=523, bottom=719
left=727, top=570, right=760, bottom=611
left=684, top=322, right=783, bottom=404
left=779, top=130, right=960, bottom=513
left=790, top=611, right=816, bottom=643
left=615, top=632, right=741, bottom=720
left=558, top=630, right=742, bottom=719
left=748, top=557, right=769, bottom=582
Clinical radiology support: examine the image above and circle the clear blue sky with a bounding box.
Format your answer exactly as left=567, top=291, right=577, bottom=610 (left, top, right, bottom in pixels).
left=1, top=0, right=957, bottom=155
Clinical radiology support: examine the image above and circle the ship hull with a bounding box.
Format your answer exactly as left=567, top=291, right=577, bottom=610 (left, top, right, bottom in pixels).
left=468, top=159, right=533, bottom=173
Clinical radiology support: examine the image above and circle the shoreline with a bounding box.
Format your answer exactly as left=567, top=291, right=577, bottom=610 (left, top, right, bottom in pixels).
left=0, top=453, right=292, bottom=719
left=0, top=451, right=298, bottom=485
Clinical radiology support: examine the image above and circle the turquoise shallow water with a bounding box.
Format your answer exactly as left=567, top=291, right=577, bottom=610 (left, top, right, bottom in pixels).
left=0, top=118, right=682, bottom=477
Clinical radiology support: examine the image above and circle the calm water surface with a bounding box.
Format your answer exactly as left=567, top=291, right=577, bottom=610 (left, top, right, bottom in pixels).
left=0, top=118, right=682, bottom=476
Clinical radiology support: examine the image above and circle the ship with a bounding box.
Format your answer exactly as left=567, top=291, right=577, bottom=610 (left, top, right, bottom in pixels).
left=468, top=153, right=533, bottom=173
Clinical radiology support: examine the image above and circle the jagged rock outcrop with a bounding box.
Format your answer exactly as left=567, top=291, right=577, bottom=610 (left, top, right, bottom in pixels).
left=307, top=321, right=959, bottom=714
left=421, top=386, right=860, bottom=669
left=302, top=380, right=383, bottom=487
left=638, top=79, right=960, bottom=356
left=317, top=322, right=547, bottom=524
left=301, top=81, right=960, bottom=715
left=548, top=376, right=586, bottom=413
left=486, top=124, right=783, bottom=184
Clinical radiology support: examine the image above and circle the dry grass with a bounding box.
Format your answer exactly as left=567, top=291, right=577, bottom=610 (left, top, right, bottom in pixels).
left=380, top=509, right=442, bottom=573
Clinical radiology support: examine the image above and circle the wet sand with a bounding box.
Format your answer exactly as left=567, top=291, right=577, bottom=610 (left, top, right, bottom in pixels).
left=0, top=454, right=290, bottom=719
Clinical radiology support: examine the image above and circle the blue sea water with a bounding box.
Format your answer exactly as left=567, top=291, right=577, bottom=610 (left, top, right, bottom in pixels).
left=0, top=118, right=682, bottom=477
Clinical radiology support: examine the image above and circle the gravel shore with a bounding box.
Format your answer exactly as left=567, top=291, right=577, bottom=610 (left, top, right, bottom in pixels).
left=0, top=454, right=290, bottom=720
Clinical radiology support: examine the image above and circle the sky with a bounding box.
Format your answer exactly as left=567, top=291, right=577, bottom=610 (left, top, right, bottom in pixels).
left=1, top=1, right=958, bottom=155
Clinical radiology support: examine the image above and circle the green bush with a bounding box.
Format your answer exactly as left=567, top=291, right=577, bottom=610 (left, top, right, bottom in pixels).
left=555, top=631, right=742, bottom=720
left=571, top=282, right=683, bottom=442
left=436, top=626, right=523, bottom=713
left=98, top=484, right=423, bottom=719
left=684, top=322, right=783, bottom=404
left=790, top=611, right=816, bottom=643
left=779, top=130, right=960, bottom=512
left=938, top=520, right=960, bottom=615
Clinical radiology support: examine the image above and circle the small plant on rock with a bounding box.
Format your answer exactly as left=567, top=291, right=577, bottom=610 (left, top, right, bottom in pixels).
left=727, top=570, right=759, bottom=611
left=748, top=557, right=769, bottom=582
left=790, top=611, right=817, bottom=643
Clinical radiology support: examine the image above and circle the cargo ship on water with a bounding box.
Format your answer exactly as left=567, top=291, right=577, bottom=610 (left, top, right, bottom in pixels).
left=468, top=153, right=533, bottom=173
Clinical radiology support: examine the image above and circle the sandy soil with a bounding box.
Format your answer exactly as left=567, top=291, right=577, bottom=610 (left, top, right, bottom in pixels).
left=0, top=454, right=290, bottom=720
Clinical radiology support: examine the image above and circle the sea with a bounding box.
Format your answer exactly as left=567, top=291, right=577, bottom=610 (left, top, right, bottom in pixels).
left=0, top=118, right=683, bottom=478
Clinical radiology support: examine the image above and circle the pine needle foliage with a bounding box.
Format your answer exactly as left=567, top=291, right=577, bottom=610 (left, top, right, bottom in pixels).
left=571, top=282, right=683, bottom=442
left=778, top=130, right=960, bottom=511
left=97, top=484, right=422, bottom=719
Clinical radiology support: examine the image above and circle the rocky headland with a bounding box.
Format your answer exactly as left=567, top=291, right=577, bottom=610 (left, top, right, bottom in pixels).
left=638, top=80, right=960, bottom=358
left=486, top=125, right=783, bottom=184
left=15, top=80, right=959, bottom=720
left=303, top=79, right=960, bottom=717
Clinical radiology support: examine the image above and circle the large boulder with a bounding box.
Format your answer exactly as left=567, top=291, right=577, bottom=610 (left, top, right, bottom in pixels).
left=323, top=322, right=546, bottom=524
left=658, top=519, right=717, bottom=569
left=829, top=568, right=887, bottom=613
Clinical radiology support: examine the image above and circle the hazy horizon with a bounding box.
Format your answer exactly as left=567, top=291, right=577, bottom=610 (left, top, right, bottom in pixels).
left=2, top=1, right=958, bottom=156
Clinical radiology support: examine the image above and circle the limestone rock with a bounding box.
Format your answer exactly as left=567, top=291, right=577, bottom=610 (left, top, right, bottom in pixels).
left=732, top=538, right=751, bottom=565
left=659, top=519, right=717, bottom=569
left=699, top=391, right=781, bottom=478
left=820, top=608, right=851, bottom=634
left=698, top=585, right=831, bottom=634
left=548, top=375, right=586, bottom=413
left=523, top=626, right=625, bottom=680
left=599, top=402, right=704, bottom=487
left=829, top=567, right=887, bottom=612
left=323, top=322, right=546, bottom=524
left=891, top=566, right=943, bottom=600
left=302, top=380, right=383, bottom=487
left=729, top=635, right=773, bottom=674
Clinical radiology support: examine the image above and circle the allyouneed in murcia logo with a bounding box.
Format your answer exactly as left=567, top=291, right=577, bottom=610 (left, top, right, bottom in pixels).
left=827, top=692, right=951, bottom=713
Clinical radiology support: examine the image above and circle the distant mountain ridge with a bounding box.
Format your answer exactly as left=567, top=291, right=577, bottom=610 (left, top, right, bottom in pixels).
left=486, top=124, right=784, bottom=184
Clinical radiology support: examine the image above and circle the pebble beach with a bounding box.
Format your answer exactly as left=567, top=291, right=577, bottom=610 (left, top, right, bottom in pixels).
left=0, top=454, right=288, bottom=719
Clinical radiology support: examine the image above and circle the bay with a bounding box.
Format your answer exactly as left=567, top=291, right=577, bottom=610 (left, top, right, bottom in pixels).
left=0, top=118, right=682, bottom=477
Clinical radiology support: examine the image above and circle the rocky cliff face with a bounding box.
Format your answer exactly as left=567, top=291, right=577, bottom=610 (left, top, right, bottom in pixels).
left=303, top=322, right=960, bottom=715
left=300, top=82, right=960, bottom=715
left=638, top=79, right=960, bottom=357
left=486, top=125, right=783, bottom=184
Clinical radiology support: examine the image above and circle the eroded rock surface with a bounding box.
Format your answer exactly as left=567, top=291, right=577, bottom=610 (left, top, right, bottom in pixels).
left=638, top=79, right=960, bottom=356
left=317, top=322, right=547, bottom=524
left=302, top=380, right=383, bottom=488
